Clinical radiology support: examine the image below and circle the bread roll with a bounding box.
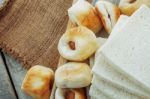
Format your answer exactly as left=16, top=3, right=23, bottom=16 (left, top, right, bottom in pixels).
left=95, top=1, right=121, bottom=34
left=58, top=26, right=98, bottom=61
left=55, top=62, right=92, bottom=88
left=55, top=88, right=86, bottom=99
left=21, top=65, right=54, bottom=99
left=119, top=0, right=150, bottom=15
left=68, top=0, right=103, bottom=33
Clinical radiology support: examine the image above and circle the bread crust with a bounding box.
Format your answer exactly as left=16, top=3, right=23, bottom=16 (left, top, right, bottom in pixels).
left=55, top=62, right=92, bottom=88
left=58, top=26, right=98, bottom=61
left=21, top=65, right=54, bottom=99
left=55, top=88, right=86, bottom=99
left=95, top=1, right=121, bottom=34
left=68, top=0, right=103, bottom=33
left=119, top=0, right=150, bottom=15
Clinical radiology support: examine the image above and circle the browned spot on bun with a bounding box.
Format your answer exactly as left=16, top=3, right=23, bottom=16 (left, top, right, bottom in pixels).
left=21, top=65, right=54, bottom=99
left=129, top=0, right=136, bottom=3
left=55, top=88, right=86, bottom=99
left=68, top=0, right=103, bottom=33
left=114, top=6, right=121, bottom=22
left=81, top=8, right=102, bottom=33
left=76, top=88, right=87, bottom=99
left=65, top=90, right=75, bottom=99
left=95, top=6, right=109, bottom=33
left=120, top=5, right=137, bottom=16
left=119, top=0, right=147, bottom=16
left=68, top=41, right=76, bottom=50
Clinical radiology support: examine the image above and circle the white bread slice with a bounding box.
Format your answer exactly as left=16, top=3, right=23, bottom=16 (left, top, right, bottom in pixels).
left=93, top=53, right=150, bottom=98
left=108, top=15, right=129, bottom=39
left=89, top=84, right=110, bottom=99
left=95, top=37, right=107, bottom=58
left=101, top=5, right=150, bottom=93
left=92, top=76, right=142, bottom=99
left=93, top=15, right=150, bottom=98
left=95, top=15, right=129, bottom=59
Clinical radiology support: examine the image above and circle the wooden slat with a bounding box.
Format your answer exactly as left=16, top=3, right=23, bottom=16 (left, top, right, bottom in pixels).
left=0, top=52, right=17, bottom=99
left=4, top=53, right=32, bottom=99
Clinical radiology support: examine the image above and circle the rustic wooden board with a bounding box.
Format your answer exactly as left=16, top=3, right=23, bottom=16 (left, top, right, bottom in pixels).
left=4, top=53, right=32, bottom=99
left=0, top=52, right=17, bottom=99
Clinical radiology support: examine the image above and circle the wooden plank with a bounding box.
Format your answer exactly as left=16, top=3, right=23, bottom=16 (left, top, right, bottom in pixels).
left=0, top=52, right=17, bottom=99
left=3, top=53, right=32, bottom=99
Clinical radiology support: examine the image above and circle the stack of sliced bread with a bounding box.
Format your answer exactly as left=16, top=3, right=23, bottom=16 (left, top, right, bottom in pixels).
left=90, top=5, right=150, bottom=99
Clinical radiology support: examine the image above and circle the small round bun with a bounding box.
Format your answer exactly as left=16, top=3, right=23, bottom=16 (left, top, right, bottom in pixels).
left=58, top=26, right=98, bottom=61
left=119, top=0, right=150, bottom=16
left=21, top=65, right=54, bottom=99
left=95, top=1, right=121, bottom=34
left=55, top=62, right=92, bottom=88
left=55, top=88, right=86, bottom=99
left=68, top=0, right=103, bottom=33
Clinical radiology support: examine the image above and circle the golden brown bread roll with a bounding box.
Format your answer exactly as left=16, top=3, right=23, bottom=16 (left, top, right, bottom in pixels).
left=55, top=88, right=86, bottom=99
left=119, top=0, right=150, bottom=16
left=95, top=1, right=121, bottom=34
left=58, top=26, right=98, bottom=61
left=21, top=65, right=54, bottom=99
left=68, top=0, right=103, bottom=33
left=55, top=62, right=92, bottom=88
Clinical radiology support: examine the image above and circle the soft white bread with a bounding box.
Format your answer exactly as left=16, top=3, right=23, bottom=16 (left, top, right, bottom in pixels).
left=0, top=0, right=9, bottom=10
left=89, top=85, right=110, bottom=99
left=92, top=76, right=141, bottom=99
left=21, top=65, right=54, bottom=99
left=93, top=53, right=150, bottom=98
left=101, top=5, right=150, bottom=93
left=58, top=26, right=98, bottom=61
left=93, top=15, right=150, bottom=98
left=95, top=0, right=121, bottom=34
left=95, top=15, right=128, bottom=59
left=108, top=15, right=129, bottom=39
left=119, top=0, right=150, bottom=15
left=55, top=62, right=92, bottom=88
left=68, top=0, right=103, bottom=33
left=55, top=88, right=86, bottom=99
left=95, top=37, right=107, bottom=58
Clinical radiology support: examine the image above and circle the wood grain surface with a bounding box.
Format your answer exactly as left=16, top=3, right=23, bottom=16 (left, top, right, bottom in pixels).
left=4, top=53, right=32, bottom=99
left=0, top=53, right=17, bottom=99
